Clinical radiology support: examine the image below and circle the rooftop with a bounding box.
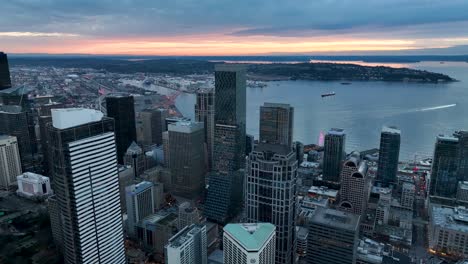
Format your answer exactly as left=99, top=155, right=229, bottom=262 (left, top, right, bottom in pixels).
left=17, top=172, right=49, bottom=182
left=459, top=181, right=468, bottom=191
left=308, top=186, right=338, bottom=198
left=431, top=204, right=468, bottom=233
left=436, top=134, right=458, bottom=142
left=382, top=126, right=401, bottom=135
left=309, top=207, right=360, bottom=231
left=126, top=181, right=153, bottom=195
left=51, top=108, right=104, bottom=129
left=224, top=223, right=275, bottom=251
left=327, top=128, right=345, bottom=136
left=262, top=102, right=292, bottom=109
left=167, top=224, right=204, bottom=248
left=168, top=121, right=204, bottom=133
left=0, top=135, right=16, bottom=141
left=215, top=64, right=246, bottom=72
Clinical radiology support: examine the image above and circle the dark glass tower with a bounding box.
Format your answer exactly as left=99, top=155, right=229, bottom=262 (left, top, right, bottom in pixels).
left=213, top=64, right=246, bottom=174
left=0, top=52, right=12, bottom=90
left=195, top=89, right=215, bottom=170
left=430, top=135, right=459, bottom=198
left=259, top=103, right=294, bottom=148
left=376, top=126, right=401, bottom=186
left=106, top=95, right=136, bottom=164
left=0, top=105, right=36, bottom=171
left=140, top=108, right=167, bottom=146
left=455, top=131, right=468, bottom=182
left=322, top=128, right=346, bottom=183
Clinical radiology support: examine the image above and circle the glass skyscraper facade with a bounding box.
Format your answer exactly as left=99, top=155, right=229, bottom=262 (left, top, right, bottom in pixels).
left=106, top=95, right=137, bottom=164
left=430, top=135, right=459, bottom=198
left=0, top=52, right=11, bottom=90
left=195, top=89, right=215, bottom=170
left=322, top=128, right=346, bottom=183
left=213, top=64, right=246, bottom=174
left=259, top=103, right=294, bottom=148
left=377, top=126, right=401, bottom=186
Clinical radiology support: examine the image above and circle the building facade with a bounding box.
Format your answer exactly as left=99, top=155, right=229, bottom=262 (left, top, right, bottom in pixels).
left=47, top=108, right=126, bottom=264
left=223, top=223, right=276, bottom=264
left=245, top=143, right=297, bottom=264
left=213, top=64, right=246, bottom=174
left=0, top=52, right=11, bottom=89
left=195, top=89, right=215, bottom=170
left=0, top=135, right=22, bottom=190
left=430, top=135, right=459, bottom=198
left=168, top=121, right=206, bottom=198
left=259, top=103, right=294, bottom=148
left=338, top=151, right=371, bottom=216
left=126, top=181, right=155, bottom=238
left=377, top=126, right=401, bottom=186
left=106, top=95, right=137, bottom=164
left=165, top=224, right=207, bottom=264
left=140, top=108, right=167, bottom=146
left=123, top=141, right=146, bottom=177
left=16, top=172, right=52, bottom=199
left=322, top=128, right=346, bottom=182
left=307, top=207, right=360, bottom=264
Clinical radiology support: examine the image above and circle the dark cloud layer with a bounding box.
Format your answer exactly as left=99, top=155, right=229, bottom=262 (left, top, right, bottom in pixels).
left=1, top=0, right=468, bottom=38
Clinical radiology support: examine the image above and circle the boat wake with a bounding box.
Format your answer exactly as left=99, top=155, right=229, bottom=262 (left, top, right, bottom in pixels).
left=417, top=104, right=457, bottom=112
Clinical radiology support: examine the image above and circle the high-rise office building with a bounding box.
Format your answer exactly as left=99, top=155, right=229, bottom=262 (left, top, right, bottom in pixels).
left=0, top=105, right=37, bottom=171
left=294, top=141, right=305, bottom=164
left=0, top=135, right=22, bottom=190
left=126, top=181, right=155, bottom=238
left=168, top=121, right=206, bottom=198
left=322, top=128, right=346, bottom=182
left=165, top=224, right=207, bottom=264
left=377, top=126, right=401, bottom=186
left=455, top=131, right=468, bottom=183
left=203, top=171, right=244, bottom=224
left=401, top=182, right=415, bottom=210
left=140, top=108, right=168, bottom=146
left=123, top=141, right=146, bottom=177
left=307, top=207, right=360, bottom=264
left=213, top=64, right=246, bottom=173
left=0, top=52, right=11, bottom=90
left=195, top=89, right=215, bottom=170
left=223, top=223, right=276, bottom=264
left=259, top=103, right=294, bottom=148
left=338, top=152, right=370, bottom=216
left=48, top=108, right=125, bottom=264
left=430, top=135, right=459, bottom=198
left=106, top=95, right=137, bottom=164
left=246, top=143, right=297, bottom=264
left=178, top=202, right=200, bottom=230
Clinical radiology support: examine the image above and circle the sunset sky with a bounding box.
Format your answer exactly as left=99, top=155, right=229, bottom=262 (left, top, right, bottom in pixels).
left=2, top=0, right=468, bottom=56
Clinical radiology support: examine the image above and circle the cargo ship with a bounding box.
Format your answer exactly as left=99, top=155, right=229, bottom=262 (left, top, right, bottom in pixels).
left=321, top=92, right=336, bottom=98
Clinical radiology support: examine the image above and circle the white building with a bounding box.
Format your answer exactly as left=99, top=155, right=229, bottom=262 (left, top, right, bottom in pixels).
left=0, top=135, right=22, bottom=190
left=49, top=108, right=126, bottom=264
left=165, top=224, right=207, bottom=264
left=223, top=223, right=276, bottom=264
left=16, top=172, right=52, bottom=199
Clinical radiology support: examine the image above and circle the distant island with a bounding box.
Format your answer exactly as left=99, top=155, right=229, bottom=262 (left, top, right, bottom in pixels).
left=9, top=57, right=455, bottom=83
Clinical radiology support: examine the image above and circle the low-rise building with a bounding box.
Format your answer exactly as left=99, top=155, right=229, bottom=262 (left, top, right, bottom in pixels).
left=135, top=211, right=179, bottom=255
left=16, top=172, right=52, bottom=199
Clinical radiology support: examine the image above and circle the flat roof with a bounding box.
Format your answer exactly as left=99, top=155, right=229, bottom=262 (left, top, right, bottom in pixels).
left=262, top=102, right=292, bottom=109
left=431, top=204, right=468, bottom=233
left=309, top=207, right=360, bottom=231
left=168, top=121, right=204, bottom=133
left=51, top=108, right=104, bottom=129
left=224, top=223, right=275, bottom=251
left=436, top=134, right=458, bottom=142
left=308, top=186, right=338, bottom=198
left=214, top=64, right=246, bottom=72
left=382, top=125, right=401, bottom=135
left=327, top=128, right=345, bottom=136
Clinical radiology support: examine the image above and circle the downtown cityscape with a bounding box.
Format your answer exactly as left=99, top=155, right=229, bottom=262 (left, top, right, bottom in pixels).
left=2, top=1, right=468, bottom=264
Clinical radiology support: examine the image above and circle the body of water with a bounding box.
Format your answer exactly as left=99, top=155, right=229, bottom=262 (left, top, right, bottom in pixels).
left=174, top=61, right=468, bottom=161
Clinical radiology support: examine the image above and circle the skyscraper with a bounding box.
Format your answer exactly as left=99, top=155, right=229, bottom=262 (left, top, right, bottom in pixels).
left=223, top=223, right=276, bottom=264
left=195, top=89, right=215, bottom=170
left=165, top=224, right=207, bottom=264
left=106, top=95, right=137, bottom=164
left=126, top=181, right=155, bottom=238
left=0, top=105, right=36, bottom=171
left=140, top=108, right=168, bottom=146
left=246, top=143, right=297, bottom=264
left=123, top=141, right=145, bottom=177
left=430, top=135, right=459, bottom=198
left=307, top=207, right=360, bottom=264
left=0, top=135, right=22, bottom=190
left=168, top=121, right=206, bottom=198
left=259, top=103, right=294, bottom=148
left=455, top=131, right=468, bottom=183
left=322, top=128, right=346, bottom=182
left=338, top=151, right=370, bottom=216
left=377, top=126, right=401, bottom=186
left=213, top=64, right=246, bottom=173
left=48, top=108, right=125, bottom=264
left=0, top=52, right=11, bottom=90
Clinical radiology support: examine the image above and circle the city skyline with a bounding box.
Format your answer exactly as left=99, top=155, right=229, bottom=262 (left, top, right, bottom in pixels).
left=1, top=1, right=468, bottom=55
